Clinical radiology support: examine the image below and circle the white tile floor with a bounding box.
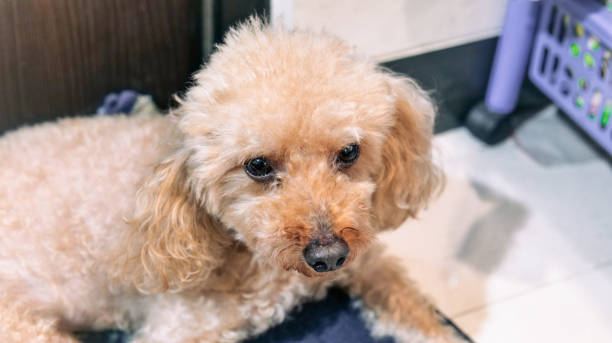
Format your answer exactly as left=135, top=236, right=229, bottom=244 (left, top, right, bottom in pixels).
left=381, top=108, right=612, bottom=342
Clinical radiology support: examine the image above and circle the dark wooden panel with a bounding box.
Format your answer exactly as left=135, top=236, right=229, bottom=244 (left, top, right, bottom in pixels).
left=214, top=0, right=269, bottom=43
left=0, top=0, right=202, bottom=132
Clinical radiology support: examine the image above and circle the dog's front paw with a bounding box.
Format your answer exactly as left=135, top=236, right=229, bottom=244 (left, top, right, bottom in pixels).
left=356, top=300, right=473, bottom=343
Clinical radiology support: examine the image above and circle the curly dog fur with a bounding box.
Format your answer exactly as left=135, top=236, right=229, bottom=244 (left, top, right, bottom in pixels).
left=0, top=20, right=462, bottom=342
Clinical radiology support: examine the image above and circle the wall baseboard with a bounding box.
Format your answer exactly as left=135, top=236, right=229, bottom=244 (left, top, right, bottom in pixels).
left=383, top=38, right=498, bottom=133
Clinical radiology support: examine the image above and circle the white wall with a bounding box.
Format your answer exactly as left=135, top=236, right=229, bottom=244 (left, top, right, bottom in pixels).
left=271, top=0, right=509, bottom=62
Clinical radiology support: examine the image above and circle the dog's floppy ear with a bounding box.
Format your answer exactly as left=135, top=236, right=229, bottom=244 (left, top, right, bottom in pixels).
left=119, top=151, right=231, bottom=293
left=371, top=75, right=443, bottom=230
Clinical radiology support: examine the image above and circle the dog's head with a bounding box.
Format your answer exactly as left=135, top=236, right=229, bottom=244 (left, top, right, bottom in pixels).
left=125, top=20, right=442, bottom=291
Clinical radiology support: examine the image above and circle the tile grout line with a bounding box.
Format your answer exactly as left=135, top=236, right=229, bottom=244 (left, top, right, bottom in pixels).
left=450, top=259, right=612, bottom=319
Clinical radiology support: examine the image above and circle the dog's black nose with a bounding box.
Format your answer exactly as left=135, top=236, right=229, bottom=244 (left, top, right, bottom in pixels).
left=303, top=237, right=349, bottom=272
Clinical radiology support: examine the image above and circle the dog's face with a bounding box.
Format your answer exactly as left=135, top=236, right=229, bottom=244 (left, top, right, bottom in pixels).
left=127, top=21, right=441, bottom=290
left=183, top=57, right=393, bottom=276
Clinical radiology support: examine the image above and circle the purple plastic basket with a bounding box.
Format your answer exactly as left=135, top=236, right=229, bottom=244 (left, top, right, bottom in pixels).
left=529, top=0, right=612, bottom=156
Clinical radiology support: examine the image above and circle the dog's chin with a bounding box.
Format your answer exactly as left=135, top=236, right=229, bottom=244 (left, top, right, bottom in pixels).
left=272, top=240, right=364, bottom=278
left=285, top=260, right=352, bottom=278
left=292, top=263, right=319, bottom=278
left=292, top=264, right=331, bottom=278
left=275, top=245, right=364, bottom=278
left=278, top=260, right=324, bottom=278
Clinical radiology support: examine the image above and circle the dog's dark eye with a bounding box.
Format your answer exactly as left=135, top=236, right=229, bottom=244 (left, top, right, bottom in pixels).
left=244, top=157, right=274, bottom=181
left=336, top=143, right=360, bottom=166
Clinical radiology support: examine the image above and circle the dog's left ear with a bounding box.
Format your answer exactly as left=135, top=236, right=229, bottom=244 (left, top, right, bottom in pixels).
left=371, top=75, right=444, bottom=230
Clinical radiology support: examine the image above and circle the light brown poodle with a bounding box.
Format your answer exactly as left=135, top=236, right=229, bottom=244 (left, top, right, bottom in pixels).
left=0, top=20, right=465, bottom=343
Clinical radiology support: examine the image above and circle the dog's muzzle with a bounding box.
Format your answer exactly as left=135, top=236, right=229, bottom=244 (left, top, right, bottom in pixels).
left=303, top=236, right=349, bottom=273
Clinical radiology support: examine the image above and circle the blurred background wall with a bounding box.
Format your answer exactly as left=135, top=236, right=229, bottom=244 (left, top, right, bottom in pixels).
left=272, top=0, right=509, bottom=62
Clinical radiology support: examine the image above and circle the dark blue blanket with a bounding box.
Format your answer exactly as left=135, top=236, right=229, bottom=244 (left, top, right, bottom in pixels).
left=77, top=288, right=472, bottom=343
left=77, top=289, right=392, bottom=343
left=245, top=288, right=394, bottom=343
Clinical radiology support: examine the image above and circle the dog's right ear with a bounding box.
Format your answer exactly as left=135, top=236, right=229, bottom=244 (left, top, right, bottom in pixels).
left=118, top=151, right=230, bottom=293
